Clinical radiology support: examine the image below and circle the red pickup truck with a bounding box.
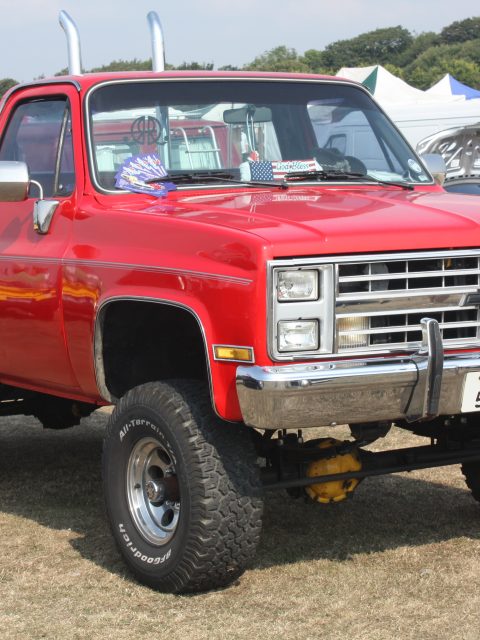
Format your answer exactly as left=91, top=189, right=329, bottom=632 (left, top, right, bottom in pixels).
left=2, top=53, right=480, bottom=594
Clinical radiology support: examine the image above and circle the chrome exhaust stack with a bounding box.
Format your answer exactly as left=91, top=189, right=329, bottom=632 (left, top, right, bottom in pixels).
left=59, top=10, right=82, bottom=75
left=58, top=9, right=164, bottom=75
left=147, top=11, right=165, bottom=72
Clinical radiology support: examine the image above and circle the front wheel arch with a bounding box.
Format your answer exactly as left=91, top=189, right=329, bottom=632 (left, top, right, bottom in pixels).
left=94, top=298, right=211, bottom=402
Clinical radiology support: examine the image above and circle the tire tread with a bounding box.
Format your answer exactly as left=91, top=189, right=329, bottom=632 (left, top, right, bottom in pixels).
left=461, top=461, right=480, bottom=503
left=103, top=380, right=263, bottom=593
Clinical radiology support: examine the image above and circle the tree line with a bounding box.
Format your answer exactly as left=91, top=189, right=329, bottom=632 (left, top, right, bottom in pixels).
left=1, top=16, right=480, bottom=98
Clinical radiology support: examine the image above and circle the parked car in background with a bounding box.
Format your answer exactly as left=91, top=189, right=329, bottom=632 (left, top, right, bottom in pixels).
left=417, top=123, right=480, bottom=195
left=444, top=177, right=480, bottom=195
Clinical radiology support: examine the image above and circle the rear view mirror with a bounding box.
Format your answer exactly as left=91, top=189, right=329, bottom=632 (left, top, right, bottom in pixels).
left=223, top=105, right=272, bottom=124
left=0, top=161, right=29, bottom=201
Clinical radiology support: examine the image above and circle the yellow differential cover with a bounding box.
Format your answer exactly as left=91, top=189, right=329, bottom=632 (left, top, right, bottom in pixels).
left=305, top=438, right=362, bottom=504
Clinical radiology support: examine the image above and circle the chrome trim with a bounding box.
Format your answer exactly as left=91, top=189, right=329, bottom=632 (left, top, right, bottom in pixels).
left=93, top=296, right=216, bottom=415
left=53, top=105, right=71, bottom=195
left=269, top=264, right=335, bottom=359
left=337, top=293, right=477, bottom=313
left=33, top=200, right=60, bottom=234
left=338, top=320, right=480, bottom=337
left=0, top=161, right=29, bottom=201
left=147, top=12, right=165, bottom=72
left=270, top=249, right=480, bottom=268
left=339, top=268, right=480, bottom=283
left=212, top=344, right=255, bottom=364
left=59, top=11, right=83, bottom=76
left=29, top=179, right=44, bottom=200
left=83, top=77, right=435, bottom=195
left=268, top=249, right=480, bottom=361
left=126, top=436, right=180, bottom=545
left=236, top=349, right=480, bottom=430
left=407, top=318, right=444, bottom=421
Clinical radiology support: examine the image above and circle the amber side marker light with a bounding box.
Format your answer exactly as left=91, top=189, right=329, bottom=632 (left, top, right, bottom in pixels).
left=213, top=345, right=254, bottom=363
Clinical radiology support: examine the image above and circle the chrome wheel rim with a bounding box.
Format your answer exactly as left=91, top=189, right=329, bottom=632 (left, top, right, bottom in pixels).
left=126, top=437, right=180, bottom=546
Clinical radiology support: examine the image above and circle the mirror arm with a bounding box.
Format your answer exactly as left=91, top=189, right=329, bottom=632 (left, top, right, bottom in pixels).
left=29, top=179, right=44, bottom=200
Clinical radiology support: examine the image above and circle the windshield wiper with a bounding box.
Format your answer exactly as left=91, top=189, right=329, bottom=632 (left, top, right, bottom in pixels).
left=284, top=169, right=414, bottom=191
left=148, top=170, right=289, bottom=190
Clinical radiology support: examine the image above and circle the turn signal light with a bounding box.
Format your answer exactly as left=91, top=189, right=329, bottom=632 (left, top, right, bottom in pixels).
left=213, top=346, right=254, bottom=362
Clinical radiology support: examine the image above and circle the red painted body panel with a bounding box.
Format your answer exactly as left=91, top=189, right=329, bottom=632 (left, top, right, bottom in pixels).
left=1, top=73, right=480, bottom=421
left=60, top=183, right=480, bottom=420
left=62, top=193, right=268, bottom=418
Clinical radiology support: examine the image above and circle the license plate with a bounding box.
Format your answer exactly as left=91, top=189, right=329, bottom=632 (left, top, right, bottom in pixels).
left=461, top=372, right=480, bottom=412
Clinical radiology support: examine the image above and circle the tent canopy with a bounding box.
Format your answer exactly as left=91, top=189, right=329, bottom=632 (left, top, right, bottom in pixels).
left=335, top=65, right=480, bottom=148
left=427, top=74, right=480, bottom=100
left=337, top=65, right=462, bottom=106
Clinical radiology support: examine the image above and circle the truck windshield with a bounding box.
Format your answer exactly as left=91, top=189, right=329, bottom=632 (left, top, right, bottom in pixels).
left=87, top=79, right=431, bottom=191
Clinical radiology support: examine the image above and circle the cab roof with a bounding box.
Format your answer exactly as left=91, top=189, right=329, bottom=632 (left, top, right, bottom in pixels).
left=8, top=69, right=354, bottom=95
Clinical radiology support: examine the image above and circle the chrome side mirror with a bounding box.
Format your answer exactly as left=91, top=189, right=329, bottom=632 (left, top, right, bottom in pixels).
left=420, top=153, right=447, bottom=186
left=0, top=160, right=59, bottom=234
left=33, top=200, right=60, bottom=234
left=0, top=161, right=30, bottom=201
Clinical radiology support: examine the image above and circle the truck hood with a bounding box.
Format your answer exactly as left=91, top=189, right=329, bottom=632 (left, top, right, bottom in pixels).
left=113, top=185, right=480, bottom=257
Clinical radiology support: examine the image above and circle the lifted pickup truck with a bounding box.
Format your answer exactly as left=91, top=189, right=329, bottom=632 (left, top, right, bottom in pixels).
left=2, top=12, right=480, bottom=594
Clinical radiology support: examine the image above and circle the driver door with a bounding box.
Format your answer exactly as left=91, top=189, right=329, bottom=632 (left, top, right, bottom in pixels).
left=0, top=86, right=81, bottom=393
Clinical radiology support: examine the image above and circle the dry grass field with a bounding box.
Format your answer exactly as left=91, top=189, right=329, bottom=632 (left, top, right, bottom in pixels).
left=1, top=409, right=480, bottom=640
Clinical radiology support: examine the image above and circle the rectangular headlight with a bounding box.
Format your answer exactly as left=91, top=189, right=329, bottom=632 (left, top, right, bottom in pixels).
left=278, top=320, right=319, bottom=352
left=277, top=270, right=318, bottom=302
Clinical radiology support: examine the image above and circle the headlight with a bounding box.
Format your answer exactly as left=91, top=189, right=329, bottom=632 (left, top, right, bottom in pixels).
left=278, top=320, right=319, bottom=352
left=277, top=270, right=318, bottom=301
left=270, top=263, right=335, bottom=358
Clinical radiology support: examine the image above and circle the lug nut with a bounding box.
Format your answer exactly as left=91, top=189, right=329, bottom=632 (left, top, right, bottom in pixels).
left=145, top=480, right=166, bottom=504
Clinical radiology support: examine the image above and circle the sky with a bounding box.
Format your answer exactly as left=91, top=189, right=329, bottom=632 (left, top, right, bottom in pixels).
left=1, top=0, right=480, bottom=82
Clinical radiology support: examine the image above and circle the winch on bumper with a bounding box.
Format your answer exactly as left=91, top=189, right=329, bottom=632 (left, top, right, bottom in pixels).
left=236, top=318, right=480, bottom=430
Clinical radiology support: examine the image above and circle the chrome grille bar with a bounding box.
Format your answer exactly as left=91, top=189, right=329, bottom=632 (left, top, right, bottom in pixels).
left=339, top=321, right=480, bottom=336
left=339, top=268, right=480, bottom=283
left=337, top=305, right=478, bottom=318
left=336, top=251, right=480, bottom=353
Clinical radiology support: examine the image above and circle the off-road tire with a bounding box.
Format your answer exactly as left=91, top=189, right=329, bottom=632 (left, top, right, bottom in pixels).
left=102, top=380, right=263, bottom=593
left=461, top=461, right=480, bottom=502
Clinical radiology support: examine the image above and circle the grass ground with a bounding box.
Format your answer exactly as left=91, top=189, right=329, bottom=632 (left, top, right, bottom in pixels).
left=1, top=410, right=480, bottom=640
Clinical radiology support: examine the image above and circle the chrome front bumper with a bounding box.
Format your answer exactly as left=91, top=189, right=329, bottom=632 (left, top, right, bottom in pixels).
left=236, top=319, right=480, bottom=430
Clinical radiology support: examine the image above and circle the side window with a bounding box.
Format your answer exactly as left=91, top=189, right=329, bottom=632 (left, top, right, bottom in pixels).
left=0, top=98, right=75, bottom=198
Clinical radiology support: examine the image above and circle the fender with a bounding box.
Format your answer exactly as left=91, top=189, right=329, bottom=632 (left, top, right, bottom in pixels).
left=93, top=294, right=236, bottom=421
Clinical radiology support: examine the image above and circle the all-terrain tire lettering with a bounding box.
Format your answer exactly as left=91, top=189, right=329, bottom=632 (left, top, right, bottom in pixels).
left=103, top=381, right=263, bottom=593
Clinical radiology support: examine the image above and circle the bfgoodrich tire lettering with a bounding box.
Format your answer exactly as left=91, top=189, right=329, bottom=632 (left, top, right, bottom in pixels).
left=102, top=380, right=263, bottom=593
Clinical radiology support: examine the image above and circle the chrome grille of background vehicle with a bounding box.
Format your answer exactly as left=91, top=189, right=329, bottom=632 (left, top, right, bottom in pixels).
left=336, top=251, right=480, bottom=353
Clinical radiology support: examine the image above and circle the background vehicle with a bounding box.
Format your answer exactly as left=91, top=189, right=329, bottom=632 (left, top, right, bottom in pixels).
left=444, top=178, right=480, bottom=194
left=417, top=122, right=480, bottom=194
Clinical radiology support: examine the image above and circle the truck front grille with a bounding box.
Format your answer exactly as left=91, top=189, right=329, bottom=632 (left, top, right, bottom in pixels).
left=336, top=251, right=480, bottom=353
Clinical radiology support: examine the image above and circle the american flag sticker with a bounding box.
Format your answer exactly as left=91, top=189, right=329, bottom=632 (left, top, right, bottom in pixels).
left=246, top=159, right=319, bottom=181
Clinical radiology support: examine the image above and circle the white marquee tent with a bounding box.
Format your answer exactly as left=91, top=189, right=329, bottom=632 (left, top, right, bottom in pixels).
left=426, top=73, right=480, bottom=100
left=336, top=65, right=480, bottom=148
